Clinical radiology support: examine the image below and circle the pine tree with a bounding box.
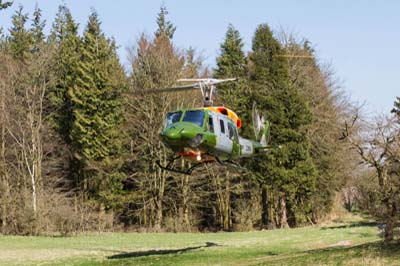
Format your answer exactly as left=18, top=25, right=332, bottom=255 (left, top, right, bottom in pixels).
left=68, top=11, right=125, bottom=198
left=8, top=5, right=31, bottom=60
left=0, top=0, right=12, bottom=37
left=182, top=47, right=201, bottom=78
left=214, top=24, right=251, bottom=134
left=250, top=24, right=317, bottom=228
left=215, top=24, right=247, bottom=78
left=30, top=4, right=45, bottom=51
left=213, top=25, right=254, bottom=231
left=155, top=4, right=176, bottom=39
left=47, top=4, right=81, bottom=143
left=280, top=38, right=353, bottom=221
left=0, top=0, right=12, bottom=10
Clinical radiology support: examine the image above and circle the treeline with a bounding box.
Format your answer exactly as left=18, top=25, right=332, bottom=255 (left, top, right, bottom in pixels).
left=0, top=2, right=396, bottom=238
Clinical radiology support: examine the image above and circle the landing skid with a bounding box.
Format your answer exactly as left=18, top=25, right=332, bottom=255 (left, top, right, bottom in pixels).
left=215, top=157, right=248, bottom=172
left=157, top=155, right=247, bottom=175
left=156, top=156, right=209, bottom=175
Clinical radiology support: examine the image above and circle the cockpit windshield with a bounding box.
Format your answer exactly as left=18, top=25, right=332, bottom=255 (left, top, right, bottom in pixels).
left=165, top=111, right=182, bottom=127
left=182, top=110, right=205, bottom=127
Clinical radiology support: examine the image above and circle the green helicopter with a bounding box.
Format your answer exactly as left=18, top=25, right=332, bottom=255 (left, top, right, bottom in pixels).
left=149, top=78, right=270, bottom=175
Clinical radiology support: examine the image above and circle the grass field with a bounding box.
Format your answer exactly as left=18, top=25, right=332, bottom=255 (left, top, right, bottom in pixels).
left=1, top=217, right=399, bottom=266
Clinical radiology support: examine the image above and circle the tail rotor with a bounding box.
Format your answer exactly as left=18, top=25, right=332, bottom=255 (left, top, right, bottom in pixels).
left=252, top=102, right=270, bottom=148
left=252, top=102, right=265, bottom=140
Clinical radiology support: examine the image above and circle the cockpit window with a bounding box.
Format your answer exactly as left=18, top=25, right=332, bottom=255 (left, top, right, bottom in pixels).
left=165, top=111, right=182, bottom=127
left=182, top=110, right=205, bottom=127
left=208, top=115, right=214, bottom=133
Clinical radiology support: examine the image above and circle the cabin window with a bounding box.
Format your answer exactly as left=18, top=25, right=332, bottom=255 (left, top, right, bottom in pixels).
left=228, top=123, right=234, bottom=140
left=229, top=122, right=239, bottom=142
left=182, top=110, right=205, bottom=127
left=219, top=119, right=225, bottom=134
left=165, top=111, right=182, bottom=127
left=208, top=115, right=214, bottom=133
left=233, top=124, right=239, bottom=141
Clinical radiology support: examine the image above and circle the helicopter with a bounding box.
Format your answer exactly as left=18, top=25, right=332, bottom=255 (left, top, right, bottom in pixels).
left=148, top=78, right=270, bottom=175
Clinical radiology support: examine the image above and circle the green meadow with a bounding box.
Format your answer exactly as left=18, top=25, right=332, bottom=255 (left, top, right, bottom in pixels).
left=1, top=217, right=399, bottom=266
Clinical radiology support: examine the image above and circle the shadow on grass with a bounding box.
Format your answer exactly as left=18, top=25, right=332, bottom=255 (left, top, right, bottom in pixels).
left=306, top=241, right=400, bottom=259
left=107, top=242, right=218, bottom=259
left=258, top=241, right=400, bottom=265
left=320, top=221, right=377, bottom=230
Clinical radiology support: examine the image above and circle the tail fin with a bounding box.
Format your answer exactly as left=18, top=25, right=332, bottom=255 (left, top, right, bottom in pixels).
left=253, top=102, right=270, bottom=147
left=260, top=120, right=270, bottom=147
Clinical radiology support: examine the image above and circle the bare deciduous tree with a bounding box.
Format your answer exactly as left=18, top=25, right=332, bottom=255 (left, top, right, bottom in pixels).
left=342, top=112, right=400, bottom=242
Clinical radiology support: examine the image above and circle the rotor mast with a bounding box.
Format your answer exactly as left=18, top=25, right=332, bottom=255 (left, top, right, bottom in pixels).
left=177, top=78, right=236, bottom=107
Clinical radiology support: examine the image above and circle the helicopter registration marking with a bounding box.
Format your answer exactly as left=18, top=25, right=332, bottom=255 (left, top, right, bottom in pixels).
left=243, top=145, right=252, bottom=152
left=239, top=137, right=253, bottom=156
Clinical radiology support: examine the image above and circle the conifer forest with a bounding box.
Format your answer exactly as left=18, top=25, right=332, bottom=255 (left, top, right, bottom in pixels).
left=0, top=1, right=399, bottom=246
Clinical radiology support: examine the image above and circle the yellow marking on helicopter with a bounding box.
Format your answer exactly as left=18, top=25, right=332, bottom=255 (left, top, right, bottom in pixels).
left=205, top=106, right=242, bottom=128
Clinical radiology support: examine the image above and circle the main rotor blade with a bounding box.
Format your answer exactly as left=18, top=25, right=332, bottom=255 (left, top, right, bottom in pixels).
left=177, top=78, right=237, bottom=85
left=139, top=83, right=199, bottom=94
left=210, top=78, right=237, bottom=84
left=127, top=78, right=237, bottom=96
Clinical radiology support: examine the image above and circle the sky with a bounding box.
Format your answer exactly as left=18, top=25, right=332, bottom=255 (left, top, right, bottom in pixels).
left=1, top=0, right=399, bottom=114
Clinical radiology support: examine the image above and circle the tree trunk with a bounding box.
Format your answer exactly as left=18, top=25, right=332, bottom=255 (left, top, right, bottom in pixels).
left=154, top=170, right=166, bottom=231
left=155, top=194, right=163, bottom=231
left=223, top=175, right=230, bottom=231
left=142, top=197, right=147, bottom=227
left=261, top=186, right=276, bottom=229
left=0, top=92, right=7, bottom=228
left=30, top=164, right=37, bottom=213
left=278, top=193, right=289, bottom=228
left=261, top=186, right=268, bottom=228
left=181, top=174, right=190, bottom=230
left=0, top=57, right=9, bottom=229
left=384, top=201, right=397, bottom=242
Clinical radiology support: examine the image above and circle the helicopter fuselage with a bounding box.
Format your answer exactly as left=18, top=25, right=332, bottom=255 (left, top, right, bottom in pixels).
left=160, top=107, right=267, bottom=163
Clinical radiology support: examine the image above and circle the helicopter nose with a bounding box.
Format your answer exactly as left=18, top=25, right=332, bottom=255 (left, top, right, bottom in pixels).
left=166, top=131, right=180, bottom=140
left=180, top=129, right=193, bottom=139
left=165, top=128, right=182, bottom=140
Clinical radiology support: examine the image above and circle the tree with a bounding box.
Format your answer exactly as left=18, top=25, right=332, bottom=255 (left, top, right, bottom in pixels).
left=47, top=4, right=81, bottom=144
left=8, top=46, right=55, bottom=215
left=126, top=32, right=184, bottom=230
left=0, top=52, right=16, bottom=231
left=392, top=97, right=400, bottom=118
left=8, top=5, right=31, bottom=60
left=68, top=11, right=125, bottom=201
left=0, top=0, right=13, bottom=37
left=0, top=40, right=61, bottom=234
left=182, top=47, right=202, bottom=78
left=155, top=4, right=176, bottom=39
left=213, top=24, right=251, bottom=231
left=214, top=24, right=250, bottom=127
left=342, top=113, right=400, bottom=242
left=30, top=4, right=45, bottom=51
left=278, top=32, right=355, bottom=221
left=250, top=24, right=317, bottom=228
left=0, top=0, right=12, bottom=10
left=215, top=24, right=247, bottom=79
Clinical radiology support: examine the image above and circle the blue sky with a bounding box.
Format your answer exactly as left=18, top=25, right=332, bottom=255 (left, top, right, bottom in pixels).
left=1, top=0, right=399, bottom=114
